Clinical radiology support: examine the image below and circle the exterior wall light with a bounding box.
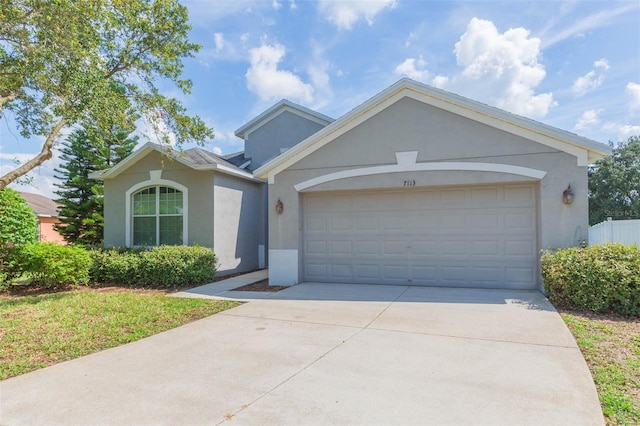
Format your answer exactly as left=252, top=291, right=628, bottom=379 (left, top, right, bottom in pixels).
left=562, top=184, right=574, bottom=205
left=275, top=199, right=284, bottom=214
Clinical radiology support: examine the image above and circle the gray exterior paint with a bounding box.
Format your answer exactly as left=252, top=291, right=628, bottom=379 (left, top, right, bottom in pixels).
left=102, top=150, right=263, bottom=276
left=213, top=173, right=264, bottom=274
left=99, top=79, right=609, bottom=289
left=265, top=96, right=591, bottom=289
left=243, top=110, right=329, bottom=170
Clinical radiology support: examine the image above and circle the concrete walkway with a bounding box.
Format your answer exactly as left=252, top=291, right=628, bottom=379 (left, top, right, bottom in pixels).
left=0, top=279, right=603, bottom=425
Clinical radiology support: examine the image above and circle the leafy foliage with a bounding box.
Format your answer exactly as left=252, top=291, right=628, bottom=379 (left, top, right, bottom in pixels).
left=589, top=136, right=640, bottom=225
left=89, top=245, right=217, bottom=288
left=16, top=242, right=92, bottom=288
left=0, top=188, right=38, bottom=284
left=54, top=126, right=136, bottom=245
left=0, top=0, right=214, bottom=189
left=541, top=244, right=640, bottom=316
left=0, top=188, right=38, bottom=247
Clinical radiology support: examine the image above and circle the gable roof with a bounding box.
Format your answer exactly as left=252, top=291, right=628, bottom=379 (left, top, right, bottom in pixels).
left=89, top=143, right=261, bottom=182
left=20, top=192, right=60, bottom=217
left=254, top=78, right=612, bottom=183
left=235, top=99, right=334, bottom=139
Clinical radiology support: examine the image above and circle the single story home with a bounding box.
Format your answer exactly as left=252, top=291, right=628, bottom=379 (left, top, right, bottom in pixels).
left=94, top=78, right=611, bottom=288
left=20, top=192, right=66, bottom=244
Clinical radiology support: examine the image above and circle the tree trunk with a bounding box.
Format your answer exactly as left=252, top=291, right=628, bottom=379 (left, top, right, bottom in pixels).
left=0, top=119, right=66, bottom=190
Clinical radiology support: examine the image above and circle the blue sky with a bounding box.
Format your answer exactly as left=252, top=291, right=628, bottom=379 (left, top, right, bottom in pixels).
left=1, top=0, right=639, bottom=198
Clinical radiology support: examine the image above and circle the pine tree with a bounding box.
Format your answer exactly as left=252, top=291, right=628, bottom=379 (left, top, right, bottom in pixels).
left=54, top=127, right=137, bottom=245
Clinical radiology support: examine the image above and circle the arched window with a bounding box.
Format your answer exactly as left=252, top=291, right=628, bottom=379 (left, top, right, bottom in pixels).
left=132, top=186, right=183, bottom=246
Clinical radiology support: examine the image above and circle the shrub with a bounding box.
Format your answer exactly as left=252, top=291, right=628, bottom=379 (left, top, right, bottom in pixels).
left=89, top=248, right=141, bottom=285
left=18, top=242, right=92, bottom=288
left=0, top=188, right=38, bottom=285
left=89, top=245, right=217, bottom=288
left=0, top=188, right=38, bottom=248
left=541, top=243, right=640, bottom=316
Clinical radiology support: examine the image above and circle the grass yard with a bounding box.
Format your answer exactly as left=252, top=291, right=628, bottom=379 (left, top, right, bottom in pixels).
left=559, top=310, right=640, bottom=426
left=0, top=289, right=240, bottom=380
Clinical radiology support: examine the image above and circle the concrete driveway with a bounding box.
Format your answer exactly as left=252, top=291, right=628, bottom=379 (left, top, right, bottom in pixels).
left=0, top=283, right=603, bottom=425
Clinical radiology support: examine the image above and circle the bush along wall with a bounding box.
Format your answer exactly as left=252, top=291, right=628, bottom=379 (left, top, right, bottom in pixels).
left=541, top=243, right=640, bottom=316
left=90, top=245, right=217, bottom=288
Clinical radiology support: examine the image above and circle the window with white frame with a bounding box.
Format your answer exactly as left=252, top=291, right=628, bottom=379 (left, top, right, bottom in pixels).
left=132, top=186, right=183, bottom=246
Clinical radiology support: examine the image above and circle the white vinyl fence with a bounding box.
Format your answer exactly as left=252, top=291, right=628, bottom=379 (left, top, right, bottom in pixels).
left=589, top=219, right=640, bottom=246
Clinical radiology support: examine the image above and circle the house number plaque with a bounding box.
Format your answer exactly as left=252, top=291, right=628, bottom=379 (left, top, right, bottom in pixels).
left=403, top=180, right=416, bottom=187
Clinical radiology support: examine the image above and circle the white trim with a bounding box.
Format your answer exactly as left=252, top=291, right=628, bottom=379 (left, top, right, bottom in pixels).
left=255, top=79, right=610, bottom=180
left=294, top=161, right=547, bottom=192
left=125, top=178, right=189, bottom=247
left=268, top=249, right=298, bottom=286
left=89, top=142, right=262, bottom=183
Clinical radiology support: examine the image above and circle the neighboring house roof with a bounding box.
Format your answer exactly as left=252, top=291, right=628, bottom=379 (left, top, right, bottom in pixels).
left=19, top=192, right=60, bottom=218
left=255, top=78, right=612, bottom=183
left=235, top=99, right=334, bottom=139
left=89, top=143, right=262, bottom=182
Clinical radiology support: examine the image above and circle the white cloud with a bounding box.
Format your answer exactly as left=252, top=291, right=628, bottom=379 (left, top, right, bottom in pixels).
left=617, top=125, right=640, bottom=141
left=307, top=42, right=333, bottom=109
left=289, top=0, right=297, bottom=10
left=541, top=3, right=639, bottom=48
left=431, top=75, right=449, bottom=88
left=272, top=0, right=282, bottom=10
left=393, top=56, right=429, bottom=81
left=212, top=146, right=223, bottom=155
left=594, top=58, right=610, bottom=70
left=318, top=0, right=396, bottom=30
left=245, top=43, right=314, bottom=103
left=572, top=71, right=604, bottom=96
left=572, top=59, right=609, bottom=96
left=627, top=82, right=640, bottom=111
left=441, top=18, right=555, bottom=119
left=2, top=149, right=62, bottom=199
left=214, top=33, right=225, bottom=53
left=574, top=109, right=602, bottom=132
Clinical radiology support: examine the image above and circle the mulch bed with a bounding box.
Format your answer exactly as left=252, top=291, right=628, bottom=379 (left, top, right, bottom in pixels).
left=231, top=279, right=288, bottom=292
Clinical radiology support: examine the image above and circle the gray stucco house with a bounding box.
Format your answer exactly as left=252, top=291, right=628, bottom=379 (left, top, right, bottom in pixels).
left=95, top=78, right=610, bottom=288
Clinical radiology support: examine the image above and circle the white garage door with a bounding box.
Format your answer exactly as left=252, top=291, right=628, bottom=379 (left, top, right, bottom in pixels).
left=302, top=184, right=538, bottom=289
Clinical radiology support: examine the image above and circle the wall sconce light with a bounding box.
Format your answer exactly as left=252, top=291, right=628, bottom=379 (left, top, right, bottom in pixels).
left=275, top=199, right=284, bottom=214
left=562, top=184, right=574, bottom=205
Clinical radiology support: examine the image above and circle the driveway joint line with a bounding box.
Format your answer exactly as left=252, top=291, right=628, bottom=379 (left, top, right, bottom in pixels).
left=365, top=326, right=579, bottom=349
left=217, top=289, right=411, bottom=424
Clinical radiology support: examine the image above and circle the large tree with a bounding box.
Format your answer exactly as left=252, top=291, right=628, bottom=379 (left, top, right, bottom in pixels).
left=588, top=136, right=640, bottom=225
left=0, top=0, right=213, bottom=189
left=54, top=124, right=137, bottom=245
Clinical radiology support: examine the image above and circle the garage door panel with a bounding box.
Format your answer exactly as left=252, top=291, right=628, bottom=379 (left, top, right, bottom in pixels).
left=303, top=184, right=537, bottom=289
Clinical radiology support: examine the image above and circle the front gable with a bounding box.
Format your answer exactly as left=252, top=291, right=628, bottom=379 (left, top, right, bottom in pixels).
left=255, top=79, right=611, bottom=184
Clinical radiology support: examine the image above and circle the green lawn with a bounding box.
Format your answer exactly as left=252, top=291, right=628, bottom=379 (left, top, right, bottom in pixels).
left=560, top=311, right=640, bottom=426
left=0, top=291, right=240, bottom=380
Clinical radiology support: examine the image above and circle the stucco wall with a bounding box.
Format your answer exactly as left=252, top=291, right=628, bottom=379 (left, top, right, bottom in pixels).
left=267, top=97, right=589, bottom=287
left=244, top=110, right=327, bottom=170
left=38, top=217, right=66, bottom=244
left=213, top=173, right=265, bottom=275
left=103, top=150, right=215, bottom=248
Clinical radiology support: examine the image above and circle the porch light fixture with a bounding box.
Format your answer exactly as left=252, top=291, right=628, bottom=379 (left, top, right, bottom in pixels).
left=275, top=199, right=284, bottom=214
left=562, top=184, right=574, bottom=205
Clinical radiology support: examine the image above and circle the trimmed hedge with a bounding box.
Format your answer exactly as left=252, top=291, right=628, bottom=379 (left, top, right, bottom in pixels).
left=18, top=242, right=92, bottom=288
left=90, top=245, right=217, bottom=288
left=541, top=243, right=640, bottom=316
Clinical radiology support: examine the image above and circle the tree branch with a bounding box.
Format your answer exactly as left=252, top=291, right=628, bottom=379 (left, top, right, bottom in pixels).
left=0, top=119, right=67, bottom=191
left=0, top=93, right=18, bottom=114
